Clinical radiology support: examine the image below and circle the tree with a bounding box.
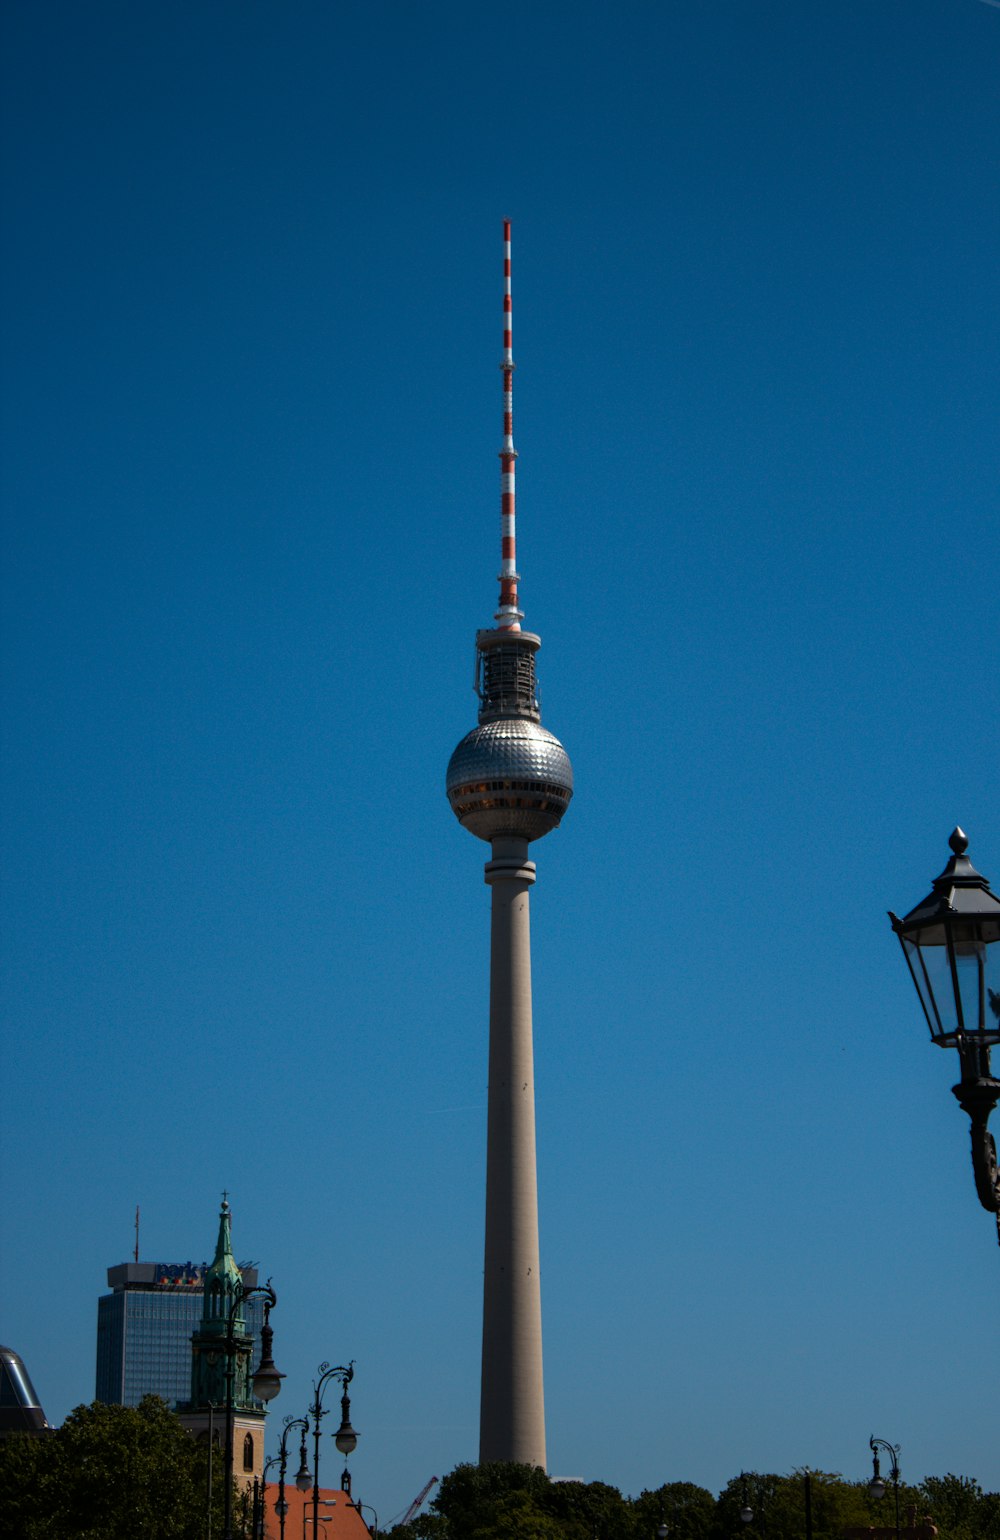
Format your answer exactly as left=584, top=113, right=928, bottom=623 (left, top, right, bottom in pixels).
left=391, top=1460, right=1000, bottom=1540
left=422, top=1461, right=552, bottom=1539
left=629, top=1482, right=715, bottom=1540
left=918, top=1474, right=1000, bottom=1540
left=539, top=1478, right=629, bottom=1540
left=713, top=1470, right=874, bottom=1540
left=0, top=1396, right=228, bottom=1540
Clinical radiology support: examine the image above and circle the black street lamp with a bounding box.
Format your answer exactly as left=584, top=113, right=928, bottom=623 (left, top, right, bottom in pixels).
left=868, top=1436, right=901, bottom=1539
left=738, top=1473, right=763, bottom=1532
left=307, top=1363, right=358, bottom=1540
left=275, top=1417, right=311, bottom=1540
left=219, top=1281, right=284, bottom=1540
left=889, top=829, right=1000, bottom=1233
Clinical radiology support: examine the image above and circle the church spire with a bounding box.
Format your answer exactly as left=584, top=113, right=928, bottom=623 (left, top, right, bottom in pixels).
left=185, top=1196, right=255, bottom=1410
left=200, top=1194, right=246, bottom=1335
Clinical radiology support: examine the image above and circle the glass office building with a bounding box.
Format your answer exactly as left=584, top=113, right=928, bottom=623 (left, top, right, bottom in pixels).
left=95, top=1261, right=265, bottom=1409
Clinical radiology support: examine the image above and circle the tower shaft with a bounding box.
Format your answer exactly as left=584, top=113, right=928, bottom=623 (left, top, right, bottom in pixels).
left=480, top=835, right=545, bottom=1468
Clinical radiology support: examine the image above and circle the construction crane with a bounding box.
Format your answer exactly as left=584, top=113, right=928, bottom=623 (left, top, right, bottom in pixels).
left=392, top=1476, right=438, bottom=1530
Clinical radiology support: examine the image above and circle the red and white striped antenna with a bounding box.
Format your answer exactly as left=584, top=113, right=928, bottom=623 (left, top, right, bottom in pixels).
left=495, top=219, right=522, bottom=630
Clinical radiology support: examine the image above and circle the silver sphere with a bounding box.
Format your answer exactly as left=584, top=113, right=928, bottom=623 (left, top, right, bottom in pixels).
left=446, top=717, right=573, bottom=843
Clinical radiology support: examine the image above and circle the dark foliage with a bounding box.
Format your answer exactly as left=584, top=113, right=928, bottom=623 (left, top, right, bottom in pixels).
left=386, top=1460, right=1000, bottom=1540
left=0, top=1396, right=228, bottom=1540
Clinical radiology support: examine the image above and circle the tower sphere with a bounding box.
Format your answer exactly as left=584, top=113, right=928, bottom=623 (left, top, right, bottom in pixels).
left=446, top=715, right=573, bottom=843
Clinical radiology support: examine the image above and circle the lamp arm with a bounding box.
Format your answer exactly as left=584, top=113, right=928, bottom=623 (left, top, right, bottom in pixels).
left=952, top=1078, right=1000, bottom=1213
left=315, top=1362, right=354, bottom=1401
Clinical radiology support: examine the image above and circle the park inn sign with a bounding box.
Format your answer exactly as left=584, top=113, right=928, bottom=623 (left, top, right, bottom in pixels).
left=104, top=1261, right=260, bottom=1291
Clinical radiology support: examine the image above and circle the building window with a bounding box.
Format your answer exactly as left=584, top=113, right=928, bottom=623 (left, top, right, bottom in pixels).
left=243, top=1433, right=254, bottom=1472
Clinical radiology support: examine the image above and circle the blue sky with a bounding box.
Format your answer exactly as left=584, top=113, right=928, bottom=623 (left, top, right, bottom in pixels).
left=2, top=0, right=999, bottom=1521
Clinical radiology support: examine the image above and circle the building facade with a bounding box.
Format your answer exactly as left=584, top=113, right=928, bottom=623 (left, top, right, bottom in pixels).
left=96, top=1258, right=263, bottom=1410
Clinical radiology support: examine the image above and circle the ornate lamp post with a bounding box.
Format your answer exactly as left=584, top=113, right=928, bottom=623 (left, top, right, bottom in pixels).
left=219, top=1281, right=284, bottom=1540
left=307, top=1363, right=358, bottom=1540
left=738, top=1474, right=764, bottom=1533
left=889, top=829, right=1000, bottom=1236
left=275, top=1416, right=311, bottom=1540
left=868, top=1436, right=901, bottom=1539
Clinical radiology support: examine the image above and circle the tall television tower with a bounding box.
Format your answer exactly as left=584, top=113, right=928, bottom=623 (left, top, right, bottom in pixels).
left=446, top=222, right=573, bottom=1469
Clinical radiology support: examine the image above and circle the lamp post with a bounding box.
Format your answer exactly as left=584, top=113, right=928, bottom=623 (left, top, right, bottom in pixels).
left=889, top=828, right=1000, bottom=1238
left=803, top=1468, right=813, bottom=1540
left=738, top=1473, right=763, bottom=1533
left=868, top=1436, right=901, bottom=1539
left=307, top=1363, right=358, bottom=1540
left=219, top=1281, right=284, bottom=1540
left=275, top=1417, right=311, bottom=1540
left=352, top=1502, right=379, bottom=1539
left=304, top=1501, right=337, bottom=1540
left=257, top=1460, right=281, bottom=1540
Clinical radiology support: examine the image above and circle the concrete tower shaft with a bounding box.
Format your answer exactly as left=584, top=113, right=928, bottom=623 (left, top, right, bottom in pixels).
left=480, top=837, right=544, bottom=1465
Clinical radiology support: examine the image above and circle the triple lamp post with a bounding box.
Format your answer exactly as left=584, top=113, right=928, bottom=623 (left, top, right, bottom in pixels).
left=307, top=1363, right=359, bottom=1540
left=270, top=1364, right=360, bottom=1540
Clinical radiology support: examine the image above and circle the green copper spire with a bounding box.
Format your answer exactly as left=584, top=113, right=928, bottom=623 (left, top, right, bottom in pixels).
left=202, top=1196, right=245, bottom=1328
left=185, top=1195, right=258, bottom=1412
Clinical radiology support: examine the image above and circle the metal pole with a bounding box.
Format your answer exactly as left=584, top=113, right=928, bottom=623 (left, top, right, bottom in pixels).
left=277, top=1447, right=287, bottom=1540
left=207, top=1404, right=215, bottom=1540
left=312, top=1385, right=321, bottom=1540
left=223, top=1336, right=236, bottom=1540
left=277, top=1433, right=289, bottom=1540
left=804, top=1470, right=813, bottom=1540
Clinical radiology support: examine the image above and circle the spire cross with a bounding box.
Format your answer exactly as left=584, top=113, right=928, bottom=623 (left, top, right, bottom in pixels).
left=495, top=219, right=522, bottom=631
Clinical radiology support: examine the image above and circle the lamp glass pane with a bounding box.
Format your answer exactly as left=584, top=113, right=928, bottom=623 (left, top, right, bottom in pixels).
left=253, top=1368, right=281, bottom=1401
left=916, top=937, right=960, bottom=1036
left=924, top=936, right=955, bottom=1034
left=903, top=937, right=940, bottom=1036
left=985, top=934, right=1000, bottom=1035
left=953, top=929, right=986, bottom=1033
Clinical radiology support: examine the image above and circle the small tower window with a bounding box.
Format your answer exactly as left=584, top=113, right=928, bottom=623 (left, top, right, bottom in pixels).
left=243, top=1433, right=254, bottom=1472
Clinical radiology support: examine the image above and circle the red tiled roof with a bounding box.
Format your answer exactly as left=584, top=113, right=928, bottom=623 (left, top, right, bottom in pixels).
left=261, top=1485, right=372, bottom=1540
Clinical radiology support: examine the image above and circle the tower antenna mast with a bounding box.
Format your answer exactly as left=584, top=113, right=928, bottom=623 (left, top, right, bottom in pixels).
left=496, top=220, right=522, bottom=631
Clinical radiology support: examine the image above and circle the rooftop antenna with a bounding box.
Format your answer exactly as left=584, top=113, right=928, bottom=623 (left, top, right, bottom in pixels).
left=134, top=1205, right=140, bottom=1263
left=495, top=219, right=522, bottom=631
